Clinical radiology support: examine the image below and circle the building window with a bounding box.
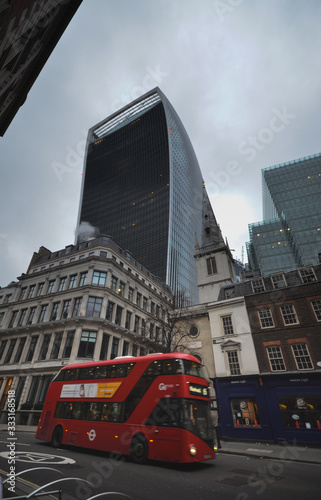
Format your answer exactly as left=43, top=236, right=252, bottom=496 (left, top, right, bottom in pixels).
left=278, top=395, right=321, bottom=429
left=100, top=333, right=110, bottom=360
left=25, top=337, right=39, bottom=362
left=267, top=346, right=286, bottom=371
left=292, top=344, right=313, bottom=370
left=27, top=285, right=36, bottom=299
left=0, top=340, right=8, bottom=360
left=230, top=398, right=261, bottom=427
left=118, top=281, right=125, bottom=297
left=37, top=375, right=52, bottom=405
left=38, top=335, right=51, bottom=361
left=280, top=304, right=299, bottom=325
left=86, top=297, right=103, bottom=318
left=8, top=311, right=18, bottom=328
left=15, top=377, right=26, bottom=406
left=38, top=305, right=48, bottom=323
left=134, top=315, right=140, bottom=333
left=50, top=332, right=63, bottom=359
left=271, top=274, right=287, bottom=289
left=79, top=272, right=88, bottom=286
left=17, top=309, right=27, bottom=327
left=69, top=275, right=77, bottom=289
left=4, top=339, right=16, bottom=364
left=61, top=299, right=71, bottom=319
left=100, top=251, right=107, bottom=258
left=136, top=292, right=141, bottom=307
left=50, top=302, right=60, bottom=321
left=227, top=351, right=241, bottom=375
left=37, top=283, right=44, bottom=296
left=125, top=311, right=132, bottom=330
left=298, top=267, right=316, bottom=284
left=92, top=271, right=107, bottom=286
left=20, top=288, right=27, bottom=300
left=142, top=296, right=148, bottom=311
left=78, top=331, right=97, bottom=358
left=47, top=280, right=55, bottom=294
left=62, top=331, right=75, bottom=358
left=58, top=277, right=67, bottom=292
left=122, top=341, right=129, bottom=356
left=111, top=337, right=119, bottom=359
left=72, top=298, right=82, bottom=317
left=106, top=301, right=114, bottom=322
left=27, top=307, right=37, bottom=325
left=115, top=306, right=123, bottom=326
left=128, top=287, right=134, bottom=302
left=151, top=302, right=155, bottom=315
left=258, top=308, right=274, bottom=328
left=26, top=376, right=40, bottom=404
left=206, top=256, right=217, bottom=275
left=311, top=299, right=321, bottom=321
left=251, top=278, right=265, bottom=293
left=221, top=315, right=234, bottom=335
left=141, top=319, right=146, bottom=336
left=111, top=275, right=118, bottom=292
left=14, top=338, right=26, bottom=363
left=189, top=325, right=199, bottom=338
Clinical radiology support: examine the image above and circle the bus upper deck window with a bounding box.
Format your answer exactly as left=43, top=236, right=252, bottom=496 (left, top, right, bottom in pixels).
left=163, top=359, right=184, bottom=375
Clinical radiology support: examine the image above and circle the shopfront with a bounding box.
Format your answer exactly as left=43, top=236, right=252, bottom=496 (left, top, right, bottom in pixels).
left=213, top=372, right=321, bottom=445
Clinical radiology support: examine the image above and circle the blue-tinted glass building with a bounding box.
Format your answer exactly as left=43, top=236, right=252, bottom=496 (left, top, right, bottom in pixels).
left=76, top=88, right=207, bottom=305
left=247, top=153, right=321, bottom=275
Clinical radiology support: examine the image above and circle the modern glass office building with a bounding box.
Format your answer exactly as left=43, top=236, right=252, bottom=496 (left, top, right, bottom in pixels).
left=76, top=88, right=207, bottom=305
left=247, top=153, right=321, bottom=275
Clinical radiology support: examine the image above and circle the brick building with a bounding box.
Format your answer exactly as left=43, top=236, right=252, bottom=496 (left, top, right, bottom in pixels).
left=214, top=265, right=321, bottom=444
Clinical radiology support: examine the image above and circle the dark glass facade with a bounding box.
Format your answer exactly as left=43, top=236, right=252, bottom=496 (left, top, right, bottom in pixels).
left=76, top=88, right=205, bottom=305
left=247, top=153, right=321, bottom=275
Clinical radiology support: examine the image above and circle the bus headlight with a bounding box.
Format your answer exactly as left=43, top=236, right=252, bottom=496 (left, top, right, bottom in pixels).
left=189, top=445, right=197, bottom=456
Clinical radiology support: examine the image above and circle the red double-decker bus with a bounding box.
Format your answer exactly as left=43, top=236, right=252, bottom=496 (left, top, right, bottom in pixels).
left=36, top=352, right=216, bottom=464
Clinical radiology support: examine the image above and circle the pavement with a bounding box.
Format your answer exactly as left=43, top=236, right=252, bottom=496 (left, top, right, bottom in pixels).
left=1, top=426, right=321, bottom=465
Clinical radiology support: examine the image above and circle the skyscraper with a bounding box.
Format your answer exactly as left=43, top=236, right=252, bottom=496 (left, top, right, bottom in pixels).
left=76, top=88, right=209, bottom=306
left=247, top=153, right=321, bottom=275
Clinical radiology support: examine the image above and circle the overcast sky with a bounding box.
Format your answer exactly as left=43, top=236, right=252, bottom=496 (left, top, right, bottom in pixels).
left=1, top=0, right=321, bottom=287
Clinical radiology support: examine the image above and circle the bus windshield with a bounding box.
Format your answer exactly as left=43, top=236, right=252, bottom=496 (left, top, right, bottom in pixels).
left=146, top=398, right=214, bottom=443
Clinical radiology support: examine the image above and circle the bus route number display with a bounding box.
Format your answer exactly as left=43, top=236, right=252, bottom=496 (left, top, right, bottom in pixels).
left=189, top=383, right=209, bottom=398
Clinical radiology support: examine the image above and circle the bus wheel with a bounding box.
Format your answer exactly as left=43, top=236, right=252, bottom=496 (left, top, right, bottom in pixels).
left=51, top=425, right=63, bottom=448
left=130, top=434, right=148, bottom=464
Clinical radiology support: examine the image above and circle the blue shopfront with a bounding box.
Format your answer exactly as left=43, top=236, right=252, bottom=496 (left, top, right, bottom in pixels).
left=213, top=372, right=321, bottom=445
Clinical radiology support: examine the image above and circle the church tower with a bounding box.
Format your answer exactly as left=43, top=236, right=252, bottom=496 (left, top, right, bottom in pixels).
left=195, top=185, right=236, bottom=303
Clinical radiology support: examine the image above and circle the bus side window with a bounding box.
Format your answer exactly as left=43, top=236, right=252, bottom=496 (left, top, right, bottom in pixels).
left=164, top=359, right=183, bottom=375
left=88, top=403, right=102, bottom=421
left=94, top=366, right=108, bottom=379
left=79, top=367, right=94, bottom=379
left=115, top=364, right=126, bottom=377
left=145, top=360, right=162, bottom=377
left=101, top=404, right=111, bottom=422
left=64, top=369, right=78, bottom=381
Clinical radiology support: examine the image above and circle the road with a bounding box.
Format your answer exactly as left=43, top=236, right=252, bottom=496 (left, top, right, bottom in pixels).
left=0, top=431, right=320, bottom=499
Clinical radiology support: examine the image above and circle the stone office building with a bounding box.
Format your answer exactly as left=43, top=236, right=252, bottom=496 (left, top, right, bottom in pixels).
left=0, top=236, right=173, bottom=425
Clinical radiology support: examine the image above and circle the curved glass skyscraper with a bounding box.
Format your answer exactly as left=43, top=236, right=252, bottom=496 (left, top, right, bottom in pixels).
left=76, top=88, right=206, bottom=305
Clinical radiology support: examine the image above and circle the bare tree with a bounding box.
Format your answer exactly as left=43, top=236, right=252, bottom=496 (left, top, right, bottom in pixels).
left=140, top=313, right=195, bottom=353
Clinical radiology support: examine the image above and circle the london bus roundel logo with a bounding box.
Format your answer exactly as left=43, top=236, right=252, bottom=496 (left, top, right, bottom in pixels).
left=88, top=429, right=96, bottom=441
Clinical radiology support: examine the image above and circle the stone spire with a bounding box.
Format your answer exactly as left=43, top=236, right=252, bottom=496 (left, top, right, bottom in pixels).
left=201, top=183, right=225, bottom=249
